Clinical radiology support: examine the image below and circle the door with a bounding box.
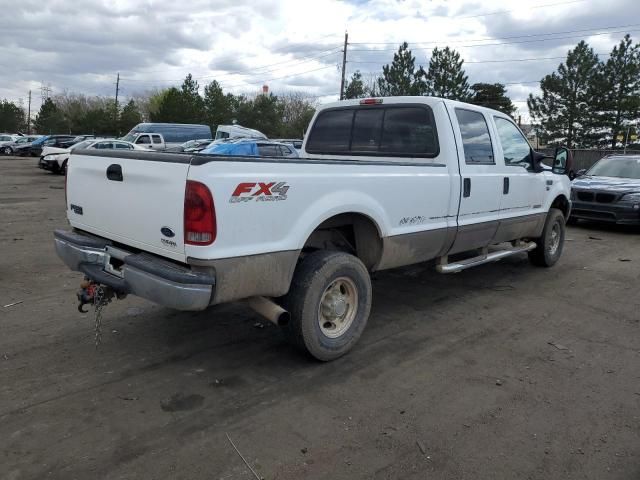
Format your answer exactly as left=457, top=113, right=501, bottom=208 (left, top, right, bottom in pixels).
left=446, top=105, right=503, bottom=254
left=491, top=116, right=547, bottom=240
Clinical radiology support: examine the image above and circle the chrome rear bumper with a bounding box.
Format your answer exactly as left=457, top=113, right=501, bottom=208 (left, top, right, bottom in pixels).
left=54, top=229, right=215, bottom=311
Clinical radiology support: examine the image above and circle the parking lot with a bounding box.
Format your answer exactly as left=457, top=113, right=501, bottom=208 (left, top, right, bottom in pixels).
left=1, top=156, right=639, bottom=479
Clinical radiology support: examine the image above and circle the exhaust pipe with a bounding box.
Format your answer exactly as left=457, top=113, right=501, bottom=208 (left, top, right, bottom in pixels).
left=247, top=296, right=290, bottom=326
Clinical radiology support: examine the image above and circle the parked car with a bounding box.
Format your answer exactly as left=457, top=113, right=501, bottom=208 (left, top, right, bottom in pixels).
left=121, top=123, right=212, bottom=150
left=29, top=135, right=77, bottom=157
left=214, top=124, right=267, bottom=141
left=120, top=132, right=167, bottom=151
left=273, top=138, right=303, bottom=150
left=166, top=138, right=214, bottom=153
left=55, top=96, right=571, bottom=361
left=201, top=139, right=298, bottom=157
left=569, top=155, right=640, bottom=225
left=40, top=139, right=143, bottom=174
left=1, top=135, right=41, bottom=155
left=0, top=134, right=20, bottom=154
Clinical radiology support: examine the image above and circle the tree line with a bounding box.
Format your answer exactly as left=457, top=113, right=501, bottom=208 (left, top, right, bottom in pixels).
left=346, top=35, right=640, bottom=149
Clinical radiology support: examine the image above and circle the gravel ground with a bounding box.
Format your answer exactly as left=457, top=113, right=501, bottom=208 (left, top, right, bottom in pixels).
left=1, top=156, right=639, bottom=480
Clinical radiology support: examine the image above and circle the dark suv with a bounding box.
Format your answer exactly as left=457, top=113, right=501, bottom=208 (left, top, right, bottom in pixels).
left=30, top=135, right=77, bottom=157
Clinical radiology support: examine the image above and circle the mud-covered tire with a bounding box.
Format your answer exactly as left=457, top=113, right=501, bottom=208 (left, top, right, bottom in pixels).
left=283, top=250, right=372, bottom=361
left=529, top=208, right=566, bottom=267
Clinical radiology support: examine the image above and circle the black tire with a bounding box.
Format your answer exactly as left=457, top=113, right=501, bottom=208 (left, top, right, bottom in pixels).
left=283, top=250, right=372, bottom=361
left=529, top=208, right=566, bottom=267
left=1, top=146, right=11, bottom=155
left=60, top=159, right=68, bottom=175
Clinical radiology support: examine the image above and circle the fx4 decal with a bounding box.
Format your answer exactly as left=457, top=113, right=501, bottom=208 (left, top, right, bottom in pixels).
left=230, top=182, right=290, bottom=203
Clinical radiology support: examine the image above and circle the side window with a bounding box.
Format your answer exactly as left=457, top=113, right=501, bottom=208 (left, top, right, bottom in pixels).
left=136, top=135, right=151, bottom=145
left=494, top=117, right=532, bottom=167
left=259, top=144, right=280, bottom=157
left=305, top=110, right=354, bottom=153
left=115, top=142, right=132, bottom=150
left=94, top=142, right=112, bottom=149
left=379, top=107, right=437, bottom=155
left=152, top=135, right=162, bottom=144
left=455, top=109, right=494, bottom=164
left=44, top=138, right=56, bottom=146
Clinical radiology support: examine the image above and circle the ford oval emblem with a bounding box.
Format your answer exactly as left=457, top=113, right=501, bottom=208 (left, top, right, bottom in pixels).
left=161, top=227, right=175, bottom=238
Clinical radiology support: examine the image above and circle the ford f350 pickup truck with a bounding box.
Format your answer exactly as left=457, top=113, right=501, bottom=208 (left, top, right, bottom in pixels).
left=55, top=96, right=572, bottom=360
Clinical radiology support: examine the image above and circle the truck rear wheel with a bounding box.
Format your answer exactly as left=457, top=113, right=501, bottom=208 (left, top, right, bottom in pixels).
left=283, top=250, right=372, bottom=361
left=528, top=208, right=565, bottom=267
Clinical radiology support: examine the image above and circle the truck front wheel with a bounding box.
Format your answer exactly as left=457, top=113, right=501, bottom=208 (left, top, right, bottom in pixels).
left=528, top=208, right=565, bottom=267
left=283, top=250, right=372, bottom=361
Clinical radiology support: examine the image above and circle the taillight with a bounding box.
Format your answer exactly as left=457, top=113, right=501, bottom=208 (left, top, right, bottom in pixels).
left=64, top=166, right=68, bottom=209
left=184, top=180, right=216, bottom=245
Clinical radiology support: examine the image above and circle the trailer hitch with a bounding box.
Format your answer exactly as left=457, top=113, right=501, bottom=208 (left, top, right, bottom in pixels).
left=76, top=278, right=123, bottom=313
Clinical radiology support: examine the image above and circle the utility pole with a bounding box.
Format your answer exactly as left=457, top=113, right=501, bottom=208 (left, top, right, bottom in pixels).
left=27, top=90, right=31, bottom=134
left=114, top=72, right=120, bottom=130
left=339, top=31, right=348, bottom=100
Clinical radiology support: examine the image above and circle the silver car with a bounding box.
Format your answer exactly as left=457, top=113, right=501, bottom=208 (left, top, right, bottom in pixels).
left=2, top=135, right=43, bottom=155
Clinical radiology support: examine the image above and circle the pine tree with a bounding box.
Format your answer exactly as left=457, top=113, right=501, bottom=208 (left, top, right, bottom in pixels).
left=376, top=43, right=427, bottom=96
left=203, top=80, right=235, bottom=130
left=344, top=71, right=368, bottom=99
left=597, top=34, right=640, bottom=148
left=34, top=98, right=65, bottom=134
left=181, top=74, right=206, bottom=123
left=119, top=100, right=143, bottom=134
left=0, top=100, right=25, bottom=132
left=425, top=47, right=470, bottom=100
left=469, top=83, right=516, bottom=116
left=527, top=41, right=601, bottom=148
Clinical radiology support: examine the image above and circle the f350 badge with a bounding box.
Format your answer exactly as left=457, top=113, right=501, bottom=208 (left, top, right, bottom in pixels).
left=229, top=182, right=290, bottom=203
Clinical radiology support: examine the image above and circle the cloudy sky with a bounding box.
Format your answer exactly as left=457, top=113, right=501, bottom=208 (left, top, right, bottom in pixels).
left=2, top=0, right=640, bottom=121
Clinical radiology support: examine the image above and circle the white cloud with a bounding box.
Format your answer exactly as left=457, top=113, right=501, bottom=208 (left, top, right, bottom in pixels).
left=1, top=0, right=639, bottom=122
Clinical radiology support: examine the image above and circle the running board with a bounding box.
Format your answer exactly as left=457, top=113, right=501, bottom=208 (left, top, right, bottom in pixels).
left=436, top=242, right=537, bottom=274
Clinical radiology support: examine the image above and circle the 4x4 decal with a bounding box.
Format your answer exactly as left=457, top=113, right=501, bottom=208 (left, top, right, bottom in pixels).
left=230, top=182, right=290, bottom=203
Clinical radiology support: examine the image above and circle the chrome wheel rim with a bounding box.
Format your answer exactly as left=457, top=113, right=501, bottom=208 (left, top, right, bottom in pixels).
left=318, top=276, right=358, bottom=339
left=548, top=222, right=561, bottom=256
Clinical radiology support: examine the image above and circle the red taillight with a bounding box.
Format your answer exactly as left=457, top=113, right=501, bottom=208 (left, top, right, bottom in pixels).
left=184, top=180, right=216, bottom=245
left=359, top=98, right=383, bottom=105
left=64, top=167, right=68, bottom=209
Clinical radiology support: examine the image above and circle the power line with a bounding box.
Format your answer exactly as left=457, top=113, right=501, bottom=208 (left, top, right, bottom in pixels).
left=120, top=47, right=342, bottom=86
left=348, top=22, right=640, bottom=45
left=348, top=52, right=611, bottom=65
left=455, top=0, right=585, bottom=19
left=349, top=28, right=640, bottom=52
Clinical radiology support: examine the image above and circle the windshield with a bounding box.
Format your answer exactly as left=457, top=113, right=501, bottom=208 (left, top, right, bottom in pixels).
left=588, top=157, right=640, bottom=179
left=122, top=132, right=139, bottom=143
left=70, top=140, right=95, bottom=151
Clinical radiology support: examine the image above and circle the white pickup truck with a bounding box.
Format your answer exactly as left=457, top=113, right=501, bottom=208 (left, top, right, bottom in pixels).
left=55, top=96, right=572, bottom=360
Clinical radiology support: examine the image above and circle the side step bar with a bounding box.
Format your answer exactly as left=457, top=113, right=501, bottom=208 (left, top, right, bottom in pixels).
left=436, top=242, right=537, bottom=274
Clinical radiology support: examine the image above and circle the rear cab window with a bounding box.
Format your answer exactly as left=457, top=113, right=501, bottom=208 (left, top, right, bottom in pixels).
left=306, top=104, right=439, bottom=159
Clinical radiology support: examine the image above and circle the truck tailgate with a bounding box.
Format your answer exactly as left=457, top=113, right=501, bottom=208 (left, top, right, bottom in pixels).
left=66, top=151, right=191, bottom=262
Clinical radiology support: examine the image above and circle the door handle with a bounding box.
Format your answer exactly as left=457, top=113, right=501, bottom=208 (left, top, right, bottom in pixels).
left=106, top=164, right=123, bottom=182
left=463, top=178, right=471, bottom=198
left=503, top=177, right=509, bottom=194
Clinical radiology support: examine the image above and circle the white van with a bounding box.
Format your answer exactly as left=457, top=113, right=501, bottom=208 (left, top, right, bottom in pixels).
left=214, top=125, right=267, bottom=141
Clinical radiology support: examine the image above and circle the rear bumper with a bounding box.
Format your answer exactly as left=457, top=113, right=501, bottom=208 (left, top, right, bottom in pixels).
left=54, top=229, right=216, bottom=310
left=570, top=201, right=640, bottom=225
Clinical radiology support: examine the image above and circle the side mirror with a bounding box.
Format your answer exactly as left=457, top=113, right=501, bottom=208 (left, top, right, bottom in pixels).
left=552, top=147, right=572, bottom=176
left=531, top=150, right=546, bottom=173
